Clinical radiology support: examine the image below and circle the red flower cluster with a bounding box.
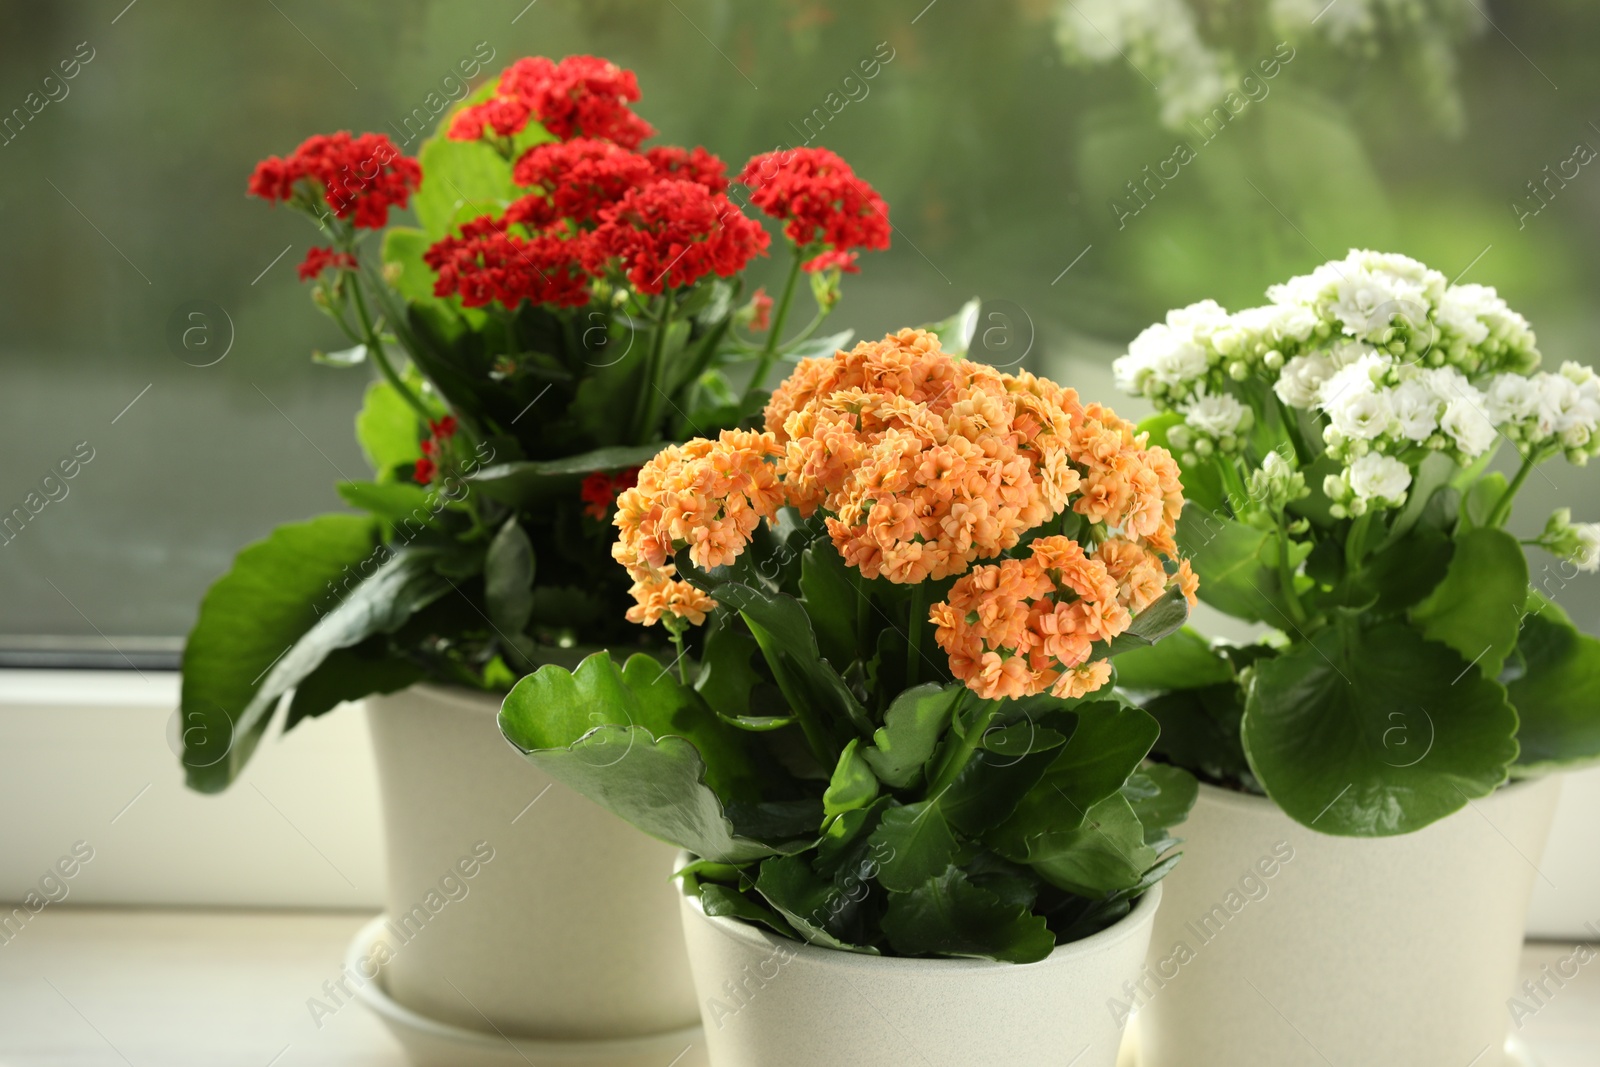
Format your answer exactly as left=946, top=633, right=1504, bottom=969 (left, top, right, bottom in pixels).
left=414, top=416, right=459, bottom=485
left=448, top=55, right=653, bottom=148
left=580, top=466, right=641, bottom=520
left=737, top=147, right=890, bottom=270
left=511, top=138, right=655, bottom=223
left=586, top=179, right=770, bottom=295
left=643, top=145, right=729, bottom=194
left=297, top=246, right=358, bottom=282
left=248, top=132, right=421, bottom=230
left=424, top=217, right=592, bottom=309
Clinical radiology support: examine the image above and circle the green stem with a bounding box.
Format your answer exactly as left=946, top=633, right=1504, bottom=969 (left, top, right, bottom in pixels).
left=855, top=580, right=872, bottom=662
left=631, top=297, right=675, bottom=445
left=1487, top=449, right=1546, bottom=530
left=1216, top=455, right=1250, bottom=517
left=1345, top=510, right=1374, bottom=577
left=668, top=623, right=689, bottom=685
left=351, top=278, right=431, bottom=425
left=929, top=696, right=998, bottom=796
left=742, top=251, right=804, bottom=403
left=1275, top=514, right=1309, bottom=627
left=905, top=585, right=925, bottom=688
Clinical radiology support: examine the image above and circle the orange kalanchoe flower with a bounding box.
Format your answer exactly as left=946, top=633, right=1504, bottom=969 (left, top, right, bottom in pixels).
left=612, top=429, right=785, bottom=626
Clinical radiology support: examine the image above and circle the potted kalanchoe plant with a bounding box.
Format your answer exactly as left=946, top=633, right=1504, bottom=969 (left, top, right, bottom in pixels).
left=499, top=326, right=1202, bottom=1067
left=180, top=54, right=889, bottom=1058
left=1110, top=249, right=1600, bottom=1067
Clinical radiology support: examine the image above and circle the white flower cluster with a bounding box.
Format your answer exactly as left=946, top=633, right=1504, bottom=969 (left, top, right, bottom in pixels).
left=1539, top=508, right=1600, bottom=574
left=1114, top=250, right=1600, bottom=516
left=1053, top=0, right=1229, bottom=130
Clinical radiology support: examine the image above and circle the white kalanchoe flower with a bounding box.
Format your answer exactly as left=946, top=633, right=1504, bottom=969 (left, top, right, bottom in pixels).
left=1439, top=396, right=1498, bottom=458
left=1390, top=380, right=1441, bottom=442
left=1346, top=452, right=1413, bottom=507
left=1484, top=373, right=1541, bottom=425
left=1182, top=386, right=1252, bottom=439
left=1275, top=352, right=1336, bottom=409
left=1538, top=508, right=1600, bottom=573
left=1328, top=388, right=1396, bottom=443
left=1436, top=285, right=1495, bottom=347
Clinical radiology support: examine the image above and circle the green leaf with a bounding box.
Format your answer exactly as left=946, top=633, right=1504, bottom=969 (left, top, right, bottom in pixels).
left=881, top=867, right=1055, bottom=963
left=1359, top=526, right=1452, bottom=612
left=780, top=329, right=855, bottom=363
left=1122, top=763, right=1199, bottom=847
left=918, top=298, right=980, bottom=357
left=336, top=481, right=436, bottom=526
left=867, top=800, right=960, bottom=893
left=823, top=739, right=880, bottom=818
left=313, top=344, right=368, bottom=368
left=696, top=883, right=797, bottom=940
left=1016, top=793, right=1155, bottom=897
left=281, top=638, right=424, bottom=731
left=799, top=541, right=860, bottom=671
left=469, top=444, right=664, bottom=507
left=860, top=683, right=961, bottom=788
left=381, top=227, right=441, bottom=306
left=412, top=137, right=516, bottom=239
left=355, top=379, right=422, bottom=477
left=1142, top=683, right=1255, bottom=787
left=1409, top=526, right=1528, bottom=678
left=484, top=518, right=535, bottom=636
left=1177, top=506, right=1298, bottom=625
left=754, top=854, right=876, bottom=952
left=1100, top=585, right=1192, bottom=657
left=500, top=653, right=777, bottom=863
left=180, top=515, right=382, bottom=791
left=1461, top=472, right=1509, bottom=530
left=1507, top=596, right=1600, bottom=773
left=694, top=619, right=766, bottom=719
left=1113, top=627, right=1233, bottom=691
left=1242, top=620, right=1519, bottom=835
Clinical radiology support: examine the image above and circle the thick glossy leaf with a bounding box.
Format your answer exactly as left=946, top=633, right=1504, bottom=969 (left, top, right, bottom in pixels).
left=711, top=580, right=870, bottom=751
left=1112, top=627, right=1232, bottom=691
left=1101, top=585, right=1191, bottom=657
left=997, top=700, right=1159, bottom=847
left=943, top=748, right=1058, bottom=836
left=281, top=638, right=424, bottom=730
left=180, top=515, right=382, bottom=791
left=799, top=541, right=860, bottom=671
left=1178, top=506, right=1296, bottom=625
left=779, top=329, right=855, bottom=363
left=867, top=800, right=960, bottom=893
left=413, top=137, right=516, bottom=239
left=484, top=518, right=535, bottom=636
left=1142, top=683, right=1255, bottom=787
left=860, top=683, right=961, bottom=788
left=1242, top=620, right=1519, bottom=835
left=881, top=867, right=1054, bottom=963
left=1360, top=526, right=1452, bottom=613
left=823, top=739, right=880, bottom=817
left=694, top=619, right=766, bottom=718
left=754, top=854, right=876, bottom=952
left=336, top=481, right=436, bottom=525
left=1016, top=793, right=1155, bottom=897
left=918, top=298, right=980, bottom=357
left=500, top=653, right=776, bottom=862
left=1507, top=597, right=1600, bottom=773
left=697, top=883, right=797, bottom=939
left=1122, top=763, right=1200, bottom=847
left=469, top=444, right=665, bottom=507
left=354, top=379, right=422, bottom=477
left=313, top=344, right=367, bottom=368
left=1409, top=526, right=1527, bottom=678
left=381, top=227, right=441, bottom=306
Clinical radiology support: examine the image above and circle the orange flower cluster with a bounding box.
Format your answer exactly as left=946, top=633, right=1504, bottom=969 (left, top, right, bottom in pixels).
left=932, top=537, right=1197, bottom=701
left=612, top=430, right=785, bottom=626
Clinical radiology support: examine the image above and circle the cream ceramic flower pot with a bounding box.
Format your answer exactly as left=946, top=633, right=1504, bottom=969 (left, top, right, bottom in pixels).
left=363, top=684, right=700, bottom=1059
left=676, top=856, right=1160, bottom=1067
left=1136, top=777, right=1563, bottom=1067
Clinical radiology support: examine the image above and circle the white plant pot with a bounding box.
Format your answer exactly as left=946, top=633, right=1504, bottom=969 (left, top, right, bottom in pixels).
left=1135, top=777, right=1563, bottom=1067
left=361, top=684, right=701, bottom=1063
left=676, top=853, right=1160, bottom=1067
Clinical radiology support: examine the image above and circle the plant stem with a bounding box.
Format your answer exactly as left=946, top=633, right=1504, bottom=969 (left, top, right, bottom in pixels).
left=905, top=585, right=925, bottom=688
left=1345, top=510, right=1374, bottom=577
left=632, top=297, right=675, bottom=445
left=1487, top=448, right=1546, bottom=530
left=742, top=251, right=804, bottom=403
left=928, top=697, right=999, bottom=795
left=855, top=580, right=872, bottom=662
left=351, top=277, right=432, bottom=424
left=1275, top=514, right=1309, bottom=627
left=667, top=623, right=689, bottom=685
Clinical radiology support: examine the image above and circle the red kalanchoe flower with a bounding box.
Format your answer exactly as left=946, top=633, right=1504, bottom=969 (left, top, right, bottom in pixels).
left=801, top=249, right=859, bottom=274
left=448, top=55, right=654, bottom=149
left=737, top=147, right=890, bottom=256
left=748, top=287, right=773, bottom=332
left=296, top=246, right=358, bottom=282
left=644, top=146, right=729, bottom=194
left=429, top=415, right=459, bottom=440
left=586, top=179, right=770, bottom=295
left=511, top=138, right=654, bottom=222
left=424, top=216, right=593, bottom=309
left=413, top=456, right=437, bottom=485
left=248, top=132, right=421, bottom=229
left=580, top=466, right=641, bottom=520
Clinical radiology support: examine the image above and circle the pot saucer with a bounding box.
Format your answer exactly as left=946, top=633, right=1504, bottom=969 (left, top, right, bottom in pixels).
left=1117, top=1025, right=1540, bottom=1067
left=345, top=916, right=709, bottom=1067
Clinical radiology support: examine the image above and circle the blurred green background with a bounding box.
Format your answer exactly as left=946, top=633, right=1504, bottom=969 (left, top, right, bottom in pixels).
left=2, top=0, right=1596, bottom=651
